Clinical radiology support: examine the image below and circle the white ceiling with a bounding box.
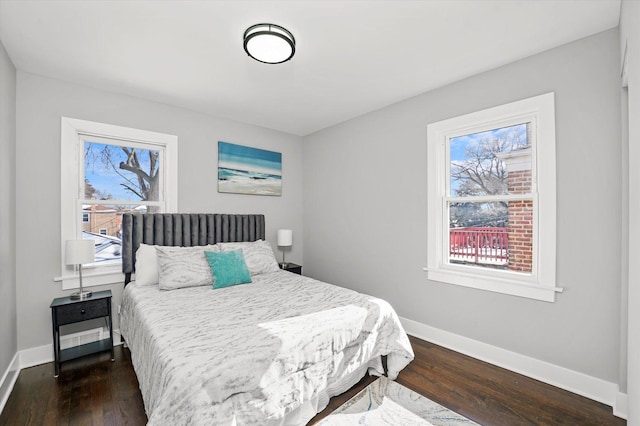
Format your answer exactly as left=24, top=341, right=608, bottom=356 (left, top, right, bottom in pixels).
left=0, top=0, right=621, bottom=136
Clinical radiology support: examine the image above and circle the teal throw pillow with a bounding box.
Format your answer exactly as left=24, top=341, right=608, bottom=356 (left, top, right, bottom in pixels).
left=204, top=249, right=252, bottom=289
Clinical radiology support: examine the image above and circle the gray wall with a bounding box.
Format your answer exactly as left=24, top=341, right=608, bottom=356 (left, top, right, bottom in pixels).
left=303, top=29, right=622, bottom=383
left=0, top=41, right=17, bottom=382
left=15, top=72, right=303, bottom=350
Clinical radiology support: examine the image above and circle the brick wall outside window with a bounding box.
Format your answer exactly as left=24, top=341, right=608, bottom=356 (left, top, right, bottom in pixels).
left=505, top=156, right=533, bottom=273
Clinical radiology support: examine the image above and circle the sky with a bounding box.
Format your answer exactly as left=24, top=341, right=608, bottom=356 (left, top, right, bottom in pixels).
left=449, top=123, right=527, bottom=195
left=449, top=123, right=527, bottom=162
left=84, top=140, right=159, bottom=201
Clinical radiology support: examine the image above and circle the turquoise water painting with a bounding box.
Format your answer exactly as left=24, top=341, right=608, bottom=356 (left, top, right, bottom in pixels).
left=218, top=141, right=282, bottom=196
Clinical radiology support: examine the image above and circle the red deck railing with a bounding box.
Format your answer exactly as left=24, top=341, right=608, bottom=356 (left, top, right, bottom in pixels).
left=449, top=227, right=508, bottom=265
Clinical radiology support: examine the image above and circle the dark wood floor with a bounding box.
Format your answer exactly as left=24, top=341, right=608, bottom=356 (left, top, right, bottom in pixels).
left=0, top=336, right=625, bottom=425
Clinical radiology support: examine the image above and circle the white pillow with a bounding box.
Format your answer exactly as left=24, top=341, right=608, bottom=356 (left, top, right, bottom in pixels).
left=134, top=243, right=159, bottom=286
left=134, top=244, right=220, bottom=287
left=156, top=245, right=220, bottom=290
left=220, top=240, right=280, bottom=276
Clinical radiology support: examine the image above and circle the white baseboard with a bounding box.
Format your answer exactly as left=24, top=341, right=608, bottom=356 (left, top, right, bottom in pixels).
left=0, top=352, right=19, bottom=414
left=615, top=389, right=628, bottom=419
left=19, top=343, right=54, bottom=369
left=400, top=317, right=628, bottom=420
left=0, top=329, right=122, bottom=416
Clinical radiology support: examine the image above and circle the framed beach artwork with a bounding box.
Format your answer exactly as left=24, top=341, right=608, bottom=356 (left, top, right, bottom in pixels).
left=218, top=141, right=282, bottom=196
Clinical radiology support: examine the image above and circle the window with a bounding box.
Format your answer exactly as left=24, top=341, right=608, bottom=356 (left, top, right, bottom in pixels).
left=426, top=93, right=561, bottom=302
left=59, top=118, right=177, bottom=289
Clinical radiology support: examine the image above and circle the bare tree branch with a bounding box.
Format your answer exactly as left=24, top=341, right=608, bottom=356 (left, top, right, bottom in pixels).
left=87, top=144, right=160, bottom=202
left=119, top=183, right=144, bottom=200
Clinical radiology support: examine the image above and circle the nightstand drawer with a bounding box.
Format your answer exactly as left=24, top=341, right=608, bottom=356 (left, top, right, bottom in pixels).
left=55, top=298, right=109, bottom=325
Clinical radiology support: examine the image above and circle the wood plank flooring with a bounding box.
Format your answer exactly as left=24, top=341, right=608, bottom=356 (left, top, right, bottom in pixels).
left=0, top=336, right=625, bottom=425
left=0, top=345, right=146, bottom=426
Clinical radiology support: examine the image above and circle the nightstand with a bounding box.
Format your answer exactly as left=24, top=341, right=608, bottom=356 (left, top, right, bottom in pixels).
left=280, top=262, right=302, bottom=275
left=50, top=290, right=114, bottom=377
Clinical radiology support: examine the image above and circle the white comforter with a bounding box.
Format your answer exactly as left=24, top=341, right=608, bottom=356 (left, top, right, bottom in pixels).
left=119, top=270, right=414, bottom=425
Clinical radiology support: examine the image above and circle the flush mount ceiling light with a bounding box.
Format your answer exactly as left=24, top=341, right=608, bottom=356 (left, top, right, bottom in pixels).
left=243, top=23, right=295, bottom=64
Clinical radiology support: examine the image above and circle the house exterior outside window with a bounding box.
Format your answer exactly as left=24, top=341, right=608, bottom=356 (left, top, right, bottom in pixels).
left=426, top=93, right=561, bottom=302
left=82, top=205, right=119, bottom=237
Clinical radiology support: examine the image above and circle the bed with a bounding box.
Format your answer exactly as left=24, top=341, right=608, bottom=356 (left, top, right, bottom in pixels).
left=119, top=213, right=414, bottom=425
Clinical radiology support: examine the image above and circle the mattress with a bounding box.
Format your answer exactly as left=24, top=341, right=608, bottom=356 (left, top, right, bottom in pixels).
left=119, top=270, right=414, bottom=425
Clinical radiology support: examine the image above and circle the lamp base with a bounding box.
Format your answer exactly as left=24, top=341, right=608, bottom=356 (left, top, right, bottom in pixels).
left=70, top=290, right=93, bottom=300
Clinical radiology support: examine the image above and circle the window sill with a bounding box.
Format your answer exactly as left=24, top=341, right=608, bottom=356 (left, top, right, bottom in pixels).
left=54, top=269, right=124, bottom=290
left=423, top=267, right=563, bottom=302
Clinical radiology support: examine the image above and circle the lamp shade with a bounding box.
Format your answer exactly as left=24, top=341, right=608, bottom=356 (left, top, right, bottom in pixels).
left=65, top=240, right=95, bottom=265
left=244, top=23, right=295, bottom=64
left=277, top=229, right=293, bottom=247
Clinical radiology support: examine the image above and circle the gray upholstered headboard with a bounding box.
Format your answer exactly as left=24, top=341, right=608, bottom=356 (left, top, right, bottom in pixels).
left=121, top=213, right=266, bottom=284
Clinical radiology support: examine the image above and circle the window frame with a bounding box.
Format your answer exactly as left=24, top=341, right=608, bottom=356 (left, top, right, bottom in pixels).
left=58, top=117, right=178, bottom=289
left=426, top=92, right=561, bottom=302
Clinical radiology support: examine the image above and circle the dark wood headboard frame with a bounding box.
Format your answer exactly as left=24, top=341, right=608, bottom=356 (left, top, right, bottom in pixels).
left=121, top=213, right=266, bottom=285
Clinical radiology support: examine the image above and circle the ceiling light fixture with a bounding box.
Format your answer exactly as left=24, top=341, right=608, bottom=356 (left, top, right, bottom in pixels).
left=243, top=23, right=295, bottom=64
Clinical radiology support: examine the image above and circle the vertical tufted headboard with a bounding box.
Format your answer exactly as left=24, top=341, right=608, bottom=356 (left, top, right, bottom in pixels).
left=121, top=213, right=266, bottom=285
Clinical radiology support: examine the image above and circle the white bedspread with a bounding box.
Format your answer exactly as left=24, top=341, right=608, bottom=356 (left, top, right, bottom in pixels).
left=119, top=270, right=414, bottom=425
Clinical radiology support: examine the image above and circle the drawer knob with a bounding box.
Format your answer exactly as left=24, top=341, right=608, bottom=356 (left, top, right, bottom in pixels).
left=81, top=309, right=86, bottom=314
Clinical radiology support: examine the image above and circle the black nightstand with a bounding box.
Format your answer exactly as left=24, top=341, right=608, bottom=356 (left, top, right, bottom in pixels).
left=50, top=290, right=114, bottom=377
left=280, top=262, right=302, bottom=275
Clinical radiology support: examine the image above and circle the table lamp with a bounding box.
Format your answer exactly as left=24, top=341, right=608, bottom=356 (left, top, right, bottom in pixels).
left=66, top=239, right=95, bottom=300
left=277, top=229, right=293, bottom=267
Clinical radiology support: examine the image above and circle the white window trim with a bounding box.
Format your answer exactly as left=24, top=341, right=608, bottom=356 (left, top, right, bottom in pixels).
left=57, top=117, right=178, bottom=289
left=426, top=92, right=561, bottom=302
